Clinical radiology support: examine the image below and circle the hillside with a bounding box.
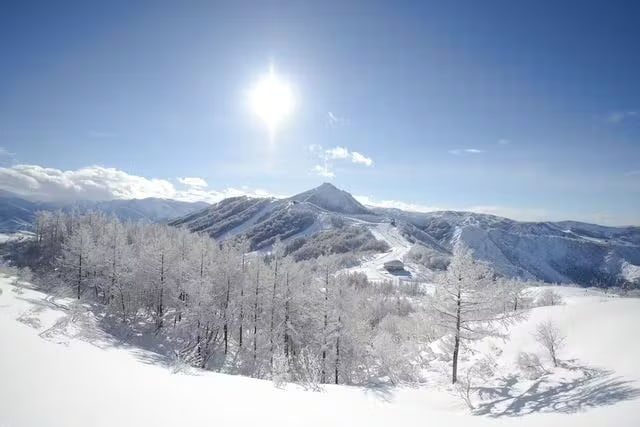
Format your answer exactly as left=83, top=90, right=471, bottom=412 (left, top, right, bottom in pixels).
left=0, top=190, right=207, bottom=232
left=1, top=274, right=638, bottom=426
left=169, top=184, right=640, bottom=287
left=381, top=209, right=640, bottom=285
left=2, top=183, right=639, bottom=287
left=169, top=183, right=385, bottom=254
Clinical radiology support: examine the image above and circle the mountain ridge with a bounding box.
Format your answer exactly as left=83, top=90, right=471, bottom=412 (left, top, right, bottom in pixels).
left=0, top=191, right=208, bottom=232
left=2, top=184, right=639, bottom=286
left=169, top=183, right=640, bottom=286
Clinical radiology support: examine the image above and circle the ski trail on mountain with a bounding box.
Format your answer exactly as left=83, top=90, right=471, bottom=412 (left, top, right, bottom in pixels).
left=345, top=219, right=421, bottom=282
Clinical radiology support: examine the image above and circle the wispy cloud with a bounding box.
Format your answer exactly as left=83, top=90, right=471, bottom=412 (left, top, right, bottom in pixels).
left=606, top=110, right=640, bottom=124
left=0, top=147, right=16, bottom=166
left=327, top=111, right=344, bottom=127
left=354, top=195, right=443, bottom=213
left=311, top=164, right=335, bottom=179
left=0, top=164, right=280, bottom=203
left=178, top=177, right=208, bottom=188
left=497, top=139, right=511, bottom=145
left=310, top=145, right=374, bottom=178
left=0, top=147, right=15, bottom=157
left=326, top=146, right=350, bottom=160
left=448, top=148, right=485, bottom=155
left=624, top=170, right=640, bottom=177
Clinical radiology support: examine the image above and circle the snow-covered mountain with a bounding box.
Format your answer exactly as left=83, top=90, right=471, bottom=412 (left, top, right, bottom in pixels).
left=169, top=183, right=382, bottom=254
left=378, top=209, right=640, bottom=285
left=170, top=184, right=640, bottom=286
left=290, top=182, right=372, bottom=215
left=0, top=190, right=208, bottom=232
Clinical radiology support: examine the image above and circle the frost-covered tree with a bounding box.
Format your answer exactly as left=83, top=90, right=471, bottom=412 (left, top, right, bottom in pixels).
left=536, top=288, right=563, bottom=307
left=60, top=221, right=92, bottom=299
left=432, top=245, right=519, bottom=383
left=534, top=320, right=565, bottom=367
left=23, top=212, right=538, bottom=386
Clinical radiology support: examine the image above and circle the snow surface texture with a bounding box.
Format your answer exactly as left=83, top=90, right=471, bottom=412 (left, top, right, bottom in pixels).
left=1, top=275, right=638, bottom=426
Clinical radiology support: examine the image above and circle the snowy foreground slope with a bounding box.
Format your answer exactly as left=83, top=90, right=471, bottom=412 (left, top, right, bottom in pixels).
left=1, top=276, right=639, bottom=427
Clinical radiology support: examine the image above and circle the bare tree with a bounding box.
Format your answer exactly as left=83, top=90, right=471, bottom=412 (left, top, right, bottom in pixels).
left=534, top=319, right=565, bottom=367
left=536, top=288, right=563, bottom=307
left=432, top=245, right=520, bottom=384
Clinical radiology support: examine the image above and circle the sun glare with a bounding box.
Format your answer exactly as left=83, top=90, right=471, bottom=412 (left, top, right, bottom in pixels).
left=249, top=66, right=294, bottom=137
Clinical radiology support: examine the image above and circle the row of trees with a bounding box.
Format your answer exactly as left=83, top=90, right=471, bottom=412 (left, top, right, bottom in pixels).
left=25, top=210, right=533, bottom=385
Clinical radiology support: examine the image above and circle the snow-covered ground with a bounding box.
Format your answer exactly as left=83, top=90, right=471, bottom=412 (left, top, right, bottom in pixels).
left=1, top=276, right=639, bottom=426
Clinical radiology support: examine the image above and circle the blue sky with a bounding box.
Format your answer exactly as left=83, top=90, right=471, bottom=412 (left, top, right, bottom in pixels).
left=1, top=1, right=639, bottom=225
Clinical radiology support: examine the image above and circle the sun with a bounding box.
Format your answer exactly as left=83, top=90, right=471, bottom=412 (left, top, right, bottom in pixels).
left=249, top=66, right=294, bottom=137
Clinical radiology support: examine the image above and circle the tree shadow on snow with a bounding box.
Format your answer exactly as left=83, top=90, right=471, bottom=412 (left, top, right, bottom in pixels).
left=473, top=361, right=640, bottom=417
left=20, top=294, right=172, bottom=369
left=363, top=382, right=396, bottom=403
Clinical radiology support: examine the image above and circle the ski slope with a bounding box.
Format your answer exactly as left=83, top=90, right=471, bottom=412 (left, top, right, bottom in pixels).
left=347, top=221, right=430, bottom=283
left=1, top=275, right=639, bottom=427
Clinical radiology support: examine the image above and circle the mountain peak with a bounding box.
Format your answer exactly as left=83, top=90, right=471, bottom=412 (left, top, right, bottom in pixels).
left=290, top=183, right=371, bottom=215
left=317, top=182, right=338, bottom=189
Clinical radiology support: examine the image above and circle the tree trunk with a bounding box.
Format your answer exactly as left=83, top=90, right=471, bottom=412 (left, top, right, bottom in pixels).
left=322, top=267, right=329, bottom=383
left=224, top=276, right=230, bottom=354
left=452, top=289, right=462, bottom=384
left=157, top=252, right=164, bottom=329
left=239, top=252, right=245, bottom=348
left=284, top=272, right=290, bottom=359
left=239, top=286, right=244, bottom=348
left=270, top=258, right=278, bottom=371
left=253, top=268, right=259, bottom=367
left=77, top=253, right=82, bottom=300
left=335, top=323, right=340, bottom=385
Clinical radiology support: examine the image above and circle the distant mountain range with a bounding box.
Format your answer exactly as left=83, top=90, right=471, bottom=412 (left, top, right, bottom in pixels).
left=2, top=184, right=639, bottom=286
left=170, top=183, right=640, bottom=286
left=0, top=190, right=208, bottom=232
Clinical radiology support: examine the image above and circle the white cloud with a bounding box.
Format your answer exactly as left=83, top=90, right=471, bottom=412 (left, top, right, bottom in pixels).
left=311, top=164, right=335, bottom=179
left=0, top=164, right=280, bottom=203
left=350, top=151, right=373, bottom=166
left=449, top=148, right=485, bottom=155
left=178, top=177, right=208, bottom=188
left=624, top=170, right=640, bottom=177
left=325, top=146, right=350, bottom=160
left=498, top=139, right=510, bottom=145
left=606, top=110, right=640, bottom=123
left=309, top=145, right=374, bottom=178
left=354, top=195, right=442, bottom=212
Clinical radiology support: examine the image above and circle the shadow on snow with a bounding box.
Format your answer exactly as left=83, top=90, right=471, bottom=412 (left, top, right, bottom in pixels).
left=474, top=361, right=640, bottom=417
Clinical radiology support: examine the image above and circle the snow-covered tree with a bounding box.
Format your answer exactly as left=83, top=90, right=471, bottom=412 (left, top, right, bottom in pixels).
left=534, top=320, right=565, bottom=367
left=432, top=245, right=519, bottom=383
